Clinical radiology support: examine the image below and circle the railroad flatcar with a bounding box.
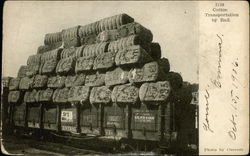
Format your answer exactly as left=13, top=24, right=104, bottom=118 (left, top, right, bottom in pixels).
left=2, top=81, right=198, bottom=153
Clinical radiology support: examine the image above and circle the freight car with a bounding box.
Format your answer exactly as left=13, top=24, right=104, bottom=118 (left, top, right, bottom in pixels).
left=2, top=79, right=198, bottom=153
left=2, top=13, right=198, bottom=154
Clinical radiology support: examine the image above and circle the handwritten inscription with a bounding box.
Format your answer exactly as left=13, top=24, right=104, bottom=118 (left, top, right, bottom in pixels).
left=228, top=58, right=239, bottom=140
left=203, top=34, right=225, bottom=133
left=203, top=89, right=214, bottom=133
left=210, top=34, right=223, bottom=88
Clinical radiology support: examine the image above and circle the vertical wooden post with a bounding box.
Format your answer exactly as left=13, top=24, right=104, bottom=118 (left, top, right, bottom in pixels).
left=100, top=104, right=105, bottom=136
left=40, top=104, right=44, bottom=130
left=76, top=103, right=81, bottom=133
left=56, top=104, right=61, bottom=132
left=9, top=103, right=14, bottom=128
left=24, top=102, right=28, bottom=129
left=159, top=103, right=165, bottom=142
left=127, top=104, right=132, bottom=139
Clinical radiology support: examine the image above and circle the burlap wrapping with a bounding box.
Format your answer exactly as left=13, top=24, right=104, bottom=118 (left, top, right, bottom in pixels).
left=93, top=42, right=109, bottom=56
left=78, top=23, right=98, bottom=45
left=118, top=22, right=153, bottom=43
left=40, top=48, right=62, bottom=74
left=26, top=54, right=41, bottom=77
left=139, top=81, right=171, bottom=103
left=68, top=86, right=90, bottom=103
left=98, top=14, right=134, bottom=32
left=47, top=76, right=66, bottom=88
left=82, top=44, right=96, bottom=57
left=65, top=73, right=86, bottom=87
left=34, top=90, right=41, bottom=102
left=128, top=61, right=166, bottom=83
left=19, top=77, right=34, bottom=90
left=38, top=88, right=54, bottom=102
left=8, top=91, right=21, bottom=103
left=82, top=42, right=108, bottom=57
left=80, top=34, right=97, bottom=45
left=37, top=42, right=62, bottom=54
left=85, top=71, right=105, bottom=87
left=96, top=30, right=119, bottom=43
left=165, top=72, right=183, bottom=90
left=115, top=45, right=153, bottom=66
left=63, top=37, right=80, bottom=48
left=78, top=14, right=133, bottom=38
left=111, top=84, right=139, bottom=104
left=56, top=57, right=75, bottom=74
left=79, top=22, right=99, bottom=37
left=108, top=35, right=146, bottom=53
left=105, top=67, right=129, bottom=86
left=52, top=88, right=69, bottom=103
left=75, top=56, right=95, bottom=72
left=40, top=48, right=62, bottom=61
left=44, top=31, right=62, bottom=45
left=24, top=91, right=30, bottom=103
left=26, top=65, right=40, bottom=78
left=89, top=86, right=112, bottom=105
left=41, top=59, right=58, bottom=75
left=65, top=75, right=75, bottom=87
left=61, top=47, right=76, bottom=58
left=9, top=78, right=21, bottom=90
left=17, top=66, right=28, bottom=78
left=62, top=26, right=80, bottom=48
left=150, top=42, right=162, bottom=60
left=90, top=22, right=99, bottom=35
left=33, top=75, right=48, bottom=88
left=93, top=52, right=116, bottom=70
left=58, top=88, right=70, bottom=103
left=75, top=46, right=85, bottom=58
left=74, top=73, right=86, bottom=86
left=24, top=90, right=38, bottom=103
left=61, top=47, right=82, bottom=59
left=157, top=57, right=170, bottom=74
left=52, top=89, right=59, bottom=103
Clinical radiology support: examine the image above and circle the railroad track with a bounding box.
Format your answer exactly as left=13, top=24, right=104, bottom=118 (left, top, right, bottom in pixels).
left=29, top=141, right=106, bottom=155
left=2, top=135, right=107, bottom=155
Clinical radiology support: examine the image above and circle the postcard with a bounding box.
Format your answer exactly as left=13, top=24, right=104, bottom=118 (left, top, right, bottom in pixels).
left=1, top=1, right=249, bottom=155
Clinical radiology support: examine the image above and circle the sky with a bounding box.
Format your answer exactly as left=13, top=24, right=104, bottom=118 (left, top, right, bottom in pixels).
left=3, top=1, right=199, bottom=83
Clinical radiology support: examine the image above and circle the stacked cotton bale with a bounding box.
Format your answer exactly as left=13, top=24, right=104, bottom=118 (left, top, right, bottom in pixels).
left=7, top=65, right=30, bottom=105
left=37, top=32, right=62, bottom=54
left=8, top=13, right=185, bottom=119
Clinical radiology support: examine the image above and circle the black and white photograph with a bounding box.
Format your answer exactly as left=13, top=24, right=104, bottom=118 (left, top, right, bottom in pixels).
left=1, top=1, right=248, bottom=155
